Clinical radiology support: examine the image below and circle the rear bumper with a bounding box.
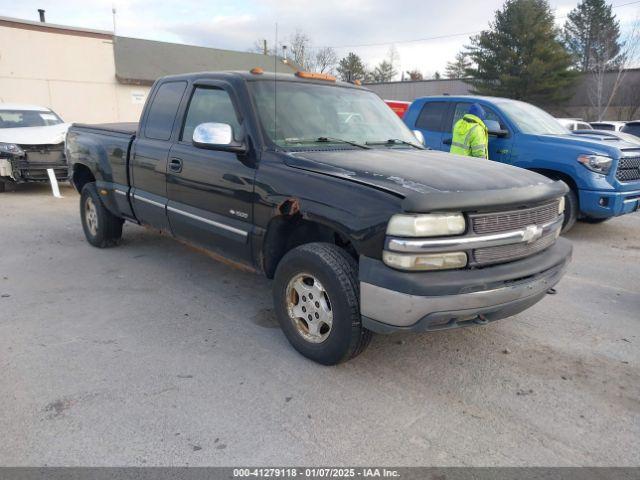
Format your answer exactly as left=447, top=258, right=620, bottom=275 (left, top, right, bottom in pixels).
left=359, top=238, right=572, bottom=333
left=579, top=188, right=640, bottom=218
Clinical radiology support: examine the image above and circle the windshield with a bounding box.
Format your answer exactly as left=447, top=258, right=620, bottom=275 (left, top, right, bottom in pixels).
left=0, top=109, right=63, bottom=128
left=496, top=100, right=569, bottom=135
left=250, top=81, right=418, bottom=148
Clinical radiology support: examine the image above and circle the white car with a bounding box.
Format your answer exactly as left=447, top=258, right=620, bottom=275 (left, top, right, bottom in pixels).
left=589, top=121, right=626, bottom=132
left=556, top=118, right=592, bottom=131
left=0, top=103, right=70, bottom=192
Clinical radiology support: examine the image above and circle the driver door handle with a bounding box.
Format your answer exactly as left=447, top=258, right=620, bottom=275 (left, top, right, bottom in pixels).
left=169, top=157, right=183, bottom=173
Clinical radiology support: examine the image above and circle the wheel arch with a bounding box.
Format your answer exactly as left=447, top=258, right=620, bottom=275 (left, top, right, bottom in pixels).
left=261, top=213, right=358, bottom=279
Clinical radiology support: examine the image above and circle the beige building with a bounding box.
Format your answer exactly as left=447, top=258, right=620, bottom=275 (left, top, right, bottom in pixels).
left=0, top=15, right=296, bottom=124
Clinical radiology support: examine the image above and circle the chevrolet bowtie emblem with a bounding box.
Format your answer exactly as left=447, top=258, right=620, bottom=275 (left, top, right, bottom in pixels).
left=522, top=224, right=543, bottom=243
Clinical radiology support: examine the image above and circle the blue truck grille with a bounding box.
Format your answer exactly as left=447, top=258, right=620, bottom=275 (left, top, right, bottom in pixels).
left=616, top=156, right=640, bottom=182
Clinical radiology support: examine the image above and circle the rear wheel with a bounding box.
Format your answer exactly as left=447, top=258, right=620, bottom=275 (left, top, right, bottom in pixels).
left=273, top=243, right=372, bottom=365
left=80, top=182, right=123, bottom=247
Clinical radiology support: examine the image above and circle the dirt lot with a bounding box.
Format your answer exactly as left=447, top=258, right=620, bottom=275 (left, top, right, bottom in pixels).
left=0, top=184, right=639, bottom=466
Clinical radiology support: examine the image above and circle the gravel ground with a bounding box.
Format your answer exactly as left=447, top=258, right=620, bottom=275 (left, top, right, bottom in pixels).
left=0, top=183, right=639, bottom=466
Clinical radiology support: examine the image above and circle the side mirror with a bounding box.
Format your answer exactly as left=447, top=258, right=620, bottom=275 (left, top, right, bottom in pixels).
left=485, top=119, right=509, bottom=138
left=412, top=129, right=425, bottom=145
left=193, top=122, right=246, bottom=153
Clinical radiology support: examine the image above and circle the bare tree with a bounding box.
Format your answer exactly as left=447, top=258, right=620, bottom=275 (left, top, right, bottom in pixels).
left=288, top=30, right=314, bottom=70
left=249, top=39, right=274, bottom=55
left=405, top=69, right=423, bottom=81
left=588, top=17, right=640, bottom=120
left=315, top=47, right=338, bottom=74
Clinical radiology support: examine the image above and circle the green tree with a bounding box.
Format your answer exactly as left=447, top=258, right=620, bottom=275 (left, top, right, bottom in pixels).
left=445, top=51, right=471, bottom=79
left=563, top=0, right=622, bottom=72
left=465, top=0, right=577, bottom=103
left=371, top=60, right=397, bottom=82
left=337, top=52, right=367, bottom=82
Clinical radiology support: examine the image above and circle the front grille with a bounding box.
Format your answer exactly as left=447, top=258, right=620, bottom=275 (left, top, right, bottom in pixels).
left=19, top=143, right=66, bottom=164
left=471, top=200, right=560, bottom=234
left=616, top=156, right=640, bottom=182
left=473, top=231, right=557, bottom=266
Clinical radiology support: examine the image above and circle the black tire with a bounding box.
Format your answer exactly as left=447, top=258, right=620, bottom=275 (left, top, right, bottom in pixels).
left=561, top=187, right=579, bottom=233
left=580, top=216, right=610, bottom=224
left=273, top=242, right=372, bottom=365
left=80, top=182, right=123, bottom=247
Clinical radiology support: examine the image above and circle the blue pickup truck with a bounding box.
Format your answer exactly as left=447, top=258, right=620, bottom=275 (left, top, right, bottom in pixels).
left=404, top=96, right=640, bottom=231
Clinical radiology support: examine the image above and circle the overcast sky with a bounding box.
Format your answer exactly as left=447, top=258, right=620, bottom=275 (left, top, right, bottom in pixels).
left=0, top=0, right=638, bottom=77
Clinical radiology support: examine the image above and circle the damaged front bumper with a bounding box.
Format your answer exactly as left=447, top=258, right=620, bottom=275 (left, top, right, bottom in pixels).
left=0, top=143, right=69, bottom=183
left=359, top=238, right=572, bottom=333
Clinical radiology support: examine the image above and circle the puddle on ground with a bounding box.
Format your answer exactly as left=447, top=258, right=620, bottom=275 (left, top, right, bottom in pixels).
left=253, top=308, right=280, bottom=329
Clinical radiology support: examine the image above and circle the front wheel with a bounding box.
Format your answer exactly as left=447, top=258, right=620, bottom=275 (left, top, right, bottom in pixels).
left=80, top=183, right=123, bottom=247
left=561, top=187, right=579, bottom=233
left=273, top=243, right=372, bottom=365
left=580, top=216, right=610, bottom=224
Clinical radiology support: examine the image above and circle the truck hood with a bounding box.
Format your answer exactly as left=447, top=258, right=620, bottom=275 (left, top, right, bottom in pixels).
left=0, top=123, right=70, bottom=145
left=535, top=133, right=637, bottom=157
left=285, top=148, right=565, bottom=212
left=286, top=148, right=548, bottom=196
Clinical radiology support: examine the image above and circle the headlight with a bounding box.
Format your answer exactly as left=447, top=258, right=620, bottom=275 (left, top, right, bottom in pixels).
left=0, top=143, right=24, bottom=155
left=558, top=196, right=565, bottom=215
left=387, top=213, right=466, bottom=237
left=383, top=251, right=468, bottom=271
left=577, top=154, right=612, bottom=174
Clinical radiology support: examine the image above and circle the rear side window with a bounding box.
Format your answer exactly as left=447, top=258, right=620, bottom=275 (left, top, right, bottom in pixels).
left=415, top=102, right=448, bottom=132
left=181, top=87, right=241, bottom=142
left=622, top=123, right=640, bottom=137
left=591, top=123, right=614, bottom=131
left=144, top=81, right=187, bottom=140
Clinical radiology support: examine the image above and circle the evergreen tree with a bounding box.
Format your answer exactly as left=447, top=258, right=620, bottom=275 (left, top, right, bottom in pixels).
left=465, top=0, right=577, bottom=103
left=337, top=52, right=367, bottom=82
left=445, top=52, right=471, bottom=79
left=563, top=0, right=622, bottom=72
left=371, top=60, right=397, bottom=82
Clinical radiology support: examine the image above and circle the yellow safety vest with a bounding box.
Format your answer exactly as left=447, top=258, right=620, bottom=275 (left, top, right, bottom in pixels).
left=449, top=114, right=489, bottom=159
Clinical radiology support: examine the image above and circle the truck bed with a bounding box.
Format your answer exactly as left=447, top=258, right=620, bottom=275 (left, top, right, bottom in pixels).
left=71, top=122, right=138, bottom=136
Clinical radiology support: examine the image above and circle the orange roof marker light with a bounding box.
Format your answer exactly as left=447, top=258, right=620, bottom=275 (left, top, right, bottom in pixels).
left=250, top=67, right=264, bottom=75
left=295, top=71, right=336, bottom=82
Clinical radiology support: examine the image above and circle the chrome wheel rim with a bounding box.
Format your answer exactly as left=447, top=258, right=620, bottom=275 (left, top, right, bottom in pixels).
left=285, top=273, right=333, bottom=343
left=85, top=196, right=98, bottom=236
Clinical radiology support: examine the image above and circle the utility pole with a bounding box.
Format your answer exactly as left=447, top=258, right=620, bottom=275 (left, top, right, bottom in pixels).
left=263, top=39, right=268, bottom=55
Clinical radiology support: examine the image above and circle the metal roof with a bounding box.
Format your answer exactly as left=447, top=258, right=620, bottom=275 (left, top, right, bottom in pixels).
left=114, top=36, right=298, bottom=85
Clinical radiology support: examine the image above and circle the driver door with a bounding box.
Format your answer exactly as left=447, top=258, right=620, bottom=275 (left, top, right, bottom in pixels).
left=449, top=102, right=513, bottom=164
left=166, top=83, right=256, bottom=265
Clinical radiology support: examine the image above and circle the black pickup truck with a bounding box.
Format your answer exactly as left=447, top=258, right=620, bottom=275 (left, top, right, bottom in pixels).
left=66, top=70, right=572, bottom=365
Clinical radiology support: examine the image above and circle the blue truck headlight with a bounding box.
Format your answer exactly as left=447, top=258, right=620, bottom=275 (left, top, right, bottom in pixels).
left=0, top=143, right=24, bottom=156
left=577, top=154, right=612, bottom=175
left=387, top=213, right=466, bottom=237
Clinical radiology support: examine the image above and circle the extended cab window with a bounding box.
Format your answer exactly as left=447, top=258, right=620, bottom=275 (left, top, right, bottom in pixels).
left=144, top=81, right=187, bottom=141
left=181, top=88, right=241, bottom=142
left=415, top=102, right=448, bottom=132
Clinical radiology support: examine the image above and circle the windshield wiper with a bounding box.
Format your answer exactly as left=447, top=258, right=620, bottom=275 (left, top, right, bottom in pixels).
left=284, top=137, right=371, bottom=149
left=366, top=138, right=425, bottom=149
